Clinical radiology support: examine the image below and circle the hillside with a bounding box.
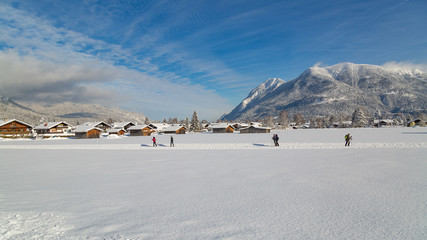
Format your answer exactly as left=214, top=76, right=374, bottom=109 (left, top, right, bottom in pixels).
left=0, top=96, right=146, bottom=125
left=222, top=63, right=427, bottom=121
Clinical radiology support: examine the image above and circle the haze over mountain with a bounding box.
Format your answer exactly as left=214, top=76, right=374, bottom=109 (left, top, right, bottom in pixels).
left=221, top=63, right=427, bottom=121
left=0, top=96, right=146, bottom=125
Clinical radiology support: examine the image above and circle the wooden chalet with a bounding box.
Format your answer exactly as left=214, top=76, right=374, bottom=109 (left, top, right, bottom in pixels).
left=112, top=122, right=136, bottom=131
left=373, top=119, right=394, bottom=128
left=34, top=121, right=73, bottom=135
left=162, top=125, right=186, bottom=134
left=83, top=122, right=111, bottom=132
left=73, top=124, right=102, bottom=139
left=0, top=119, right=33, bottom=138
left=128, top=125, right=154, bottom=136
left=209, top=123, right=235, bottom=133
left=108, top=128, right=126, bottom=136
left=239, top=125, right=271, bottom=134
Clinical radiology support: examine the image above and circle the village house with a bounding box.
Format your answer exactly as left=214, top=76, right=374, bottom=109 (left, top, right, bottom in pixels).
left=108, top=128, right=126, bottom=136
left=34, top=121, right=73, bottom=135
left=73, top=124, right=102, bottom=139
left=209, top=123, right=235, bottom=133
left=239, top=125, right=271, bottom=134
left=83, top=122, right=112, bottom=132
left=112, top=122, right=136, bottom=131
left=128, top=125, right=155, bottom=136
left=148, top=123, right=170, bottom=132
left=0, top=119, right=33, bottom=138
left=407, top=119, right=426, bottom=127
left=373, top=119, right=394, bottom=128
left=162, top=125, right=186, bottom=134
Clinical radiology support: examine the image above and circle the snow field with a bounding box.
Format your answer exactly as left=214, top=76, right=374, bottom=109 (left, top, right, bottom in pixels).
left=0, top=128, right=426, bottom=239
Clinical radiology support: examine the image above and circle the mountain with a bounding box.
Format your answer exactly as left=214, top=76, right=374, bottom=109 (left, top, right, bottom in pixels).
left=222, top=63, right=427, bottom=121
left=0, top=96, right=147, bottom=125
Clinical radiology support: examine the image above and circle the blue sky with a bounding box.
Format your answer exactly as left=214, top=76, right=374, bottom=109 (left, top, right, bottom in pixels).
left=1, top=0, right=426, bottom=121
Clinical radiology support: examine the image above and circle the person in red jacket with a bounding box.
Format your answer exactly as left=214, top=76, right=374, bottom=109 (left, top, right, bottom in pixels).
left=152, top=136, right=157, bottom=147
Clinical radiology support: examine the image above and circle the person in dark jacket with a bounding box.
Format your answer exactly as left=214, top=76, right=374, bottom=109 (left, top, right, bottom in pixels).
left=170, top=136, right=174, bottom=147
left=272, top=134, right=279, bottom=146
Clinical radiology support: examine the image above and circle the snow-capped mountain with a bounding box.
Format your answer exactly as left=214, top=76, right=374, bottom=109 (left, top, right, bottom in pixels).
left=0, top=96, right=147, bottom=125
left=222, top=63, right=427, bottom=121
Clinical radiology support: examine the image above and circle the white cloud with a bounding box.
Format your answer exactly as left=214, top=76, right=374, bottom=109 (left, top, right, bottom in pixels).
left=0, top=2, right=234, bottom=121
left=382, top=61, right=427, bottom=73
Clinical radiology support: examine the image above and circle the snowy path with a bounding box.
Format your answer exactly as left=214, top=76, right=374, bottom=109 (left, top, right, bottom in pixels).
left=0, top=142, right=426, bottom=150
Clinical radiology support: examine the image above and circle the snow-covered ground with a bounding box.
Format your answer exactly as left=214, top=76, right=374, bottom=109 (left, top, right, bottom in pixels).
left=1, top=128, right=426, bottom=239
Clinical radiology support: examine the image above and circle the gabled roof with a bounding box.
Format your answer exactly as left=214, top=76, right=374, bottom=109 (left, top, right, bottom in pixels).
left=149, top=123, right=170, bottom=130
left=73, top=124, right=102, bottom=133
left=108, top=128, right=125, bottom=133
left=34, top=121, right=72, bottom=130
left=209, top=123, right=234, bottom=129
left=163, top=125, right=186, bottom=132
left=240, top=125, right=271, bottom=130
left=83, top=121, right=112, bottom=128
left=112, top=122, right=135, bottom=128
left=0, top=119, right=33, bottom=128
left=128, top=124, right=152, bottom=130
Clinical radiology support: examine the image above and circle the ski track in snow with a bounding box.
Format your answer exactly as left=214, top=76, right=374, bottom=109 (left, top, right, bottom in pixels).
left=0, top=142, right=426, bottom=150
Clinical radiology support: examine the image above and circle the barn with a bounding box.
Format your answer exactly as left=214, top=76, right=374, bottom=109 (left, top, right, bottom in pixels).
left=83, top=122, right=112, bottom=132
left=128, top=125, right=154, bottom=136
left=73, top=124, right=102, bottom=139
left=108, top=128, right=126, bottom=136
left=0, top=119, right=33, bottom=138
left=209, top=123, right=235, bottom=133
left=162, top=125, right=186, bottom=134
left=239, top=126, right=271, bottom=134
left=112, top=122, right=135, bottom=131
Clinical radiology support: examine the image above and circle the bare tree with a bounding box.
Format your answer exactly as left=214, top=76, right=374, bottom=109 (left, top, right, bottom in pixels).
left=279, top=110, right=289, bottom=129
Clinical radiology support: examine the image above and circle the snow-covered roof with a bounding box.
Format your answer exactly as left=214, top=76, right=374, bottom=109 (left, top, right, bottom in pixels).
left=112, top=122, right=135, bottom=128
left=374, top=119, right=394, bottom=124
left=162, top=125, right=186, bottom=132
left=128, top=125, right=152, bottom=130
left=240, top=125, right=271, bottom=131
left=35, top=121, right=72, bottom=130
left=73, top=124, right=102, bottom=133
left=209, top=123, right=234, bottom=129
left=83, top=121, right=112, bottom=128
left=0, top=119, right=33, bottom=128
left=149, top=123, right=170, bottom=130
left=108, top=128, right=125, bottom=133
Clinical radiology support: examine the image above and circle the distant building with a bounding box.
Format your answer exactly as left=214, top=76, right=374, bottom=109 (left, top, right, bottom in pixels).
left=162, top=125, right=186, bottom=134
left=0, top=119, right=33, bottom=138
left=128, top=125, right=154, bottom=136
left=83, top=122, right=111, bottom=132
left=373, top=119, right=394, bottom=128
left=209, top=123, right=234, bottom=133
left=112, top=122, right=135, bottom=131
left=108, top=128, right=126, bottom=136
left=73, top=124, right=102, bottom=139
left=34, top=121, right=73, bottom=135
left=240, top=125, right=271, bottom=134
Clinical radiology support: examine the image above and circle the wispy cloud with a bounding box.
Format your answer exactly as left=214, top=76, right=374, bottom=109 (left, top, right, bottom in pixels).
left=0, top=2, right=234, bottom=120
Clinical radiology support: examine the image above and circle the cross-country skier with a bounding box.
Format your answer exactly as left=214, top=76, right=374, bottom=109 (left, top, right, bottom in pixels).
left=152, top=136, right=157, bottom=147
left=272, top=134, right=279, bottom=146
left=170, top=136, right=174, bottom=147
left=345, top=133, right=352, bottom=147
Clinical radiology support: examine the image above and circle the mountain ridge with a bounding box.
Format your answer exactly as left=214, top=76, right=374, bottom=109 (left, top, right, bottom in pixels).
left=222, top=63, right=427, bottom=121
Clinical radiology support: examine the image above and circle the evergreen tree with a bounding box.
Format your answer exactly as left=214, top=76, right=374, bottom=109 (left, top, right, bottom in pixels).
left=351, top=107, right=367, bottom=128
left=190, top=111, right=201, bottom=132
left=144, top=117, right=150, bottom=125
